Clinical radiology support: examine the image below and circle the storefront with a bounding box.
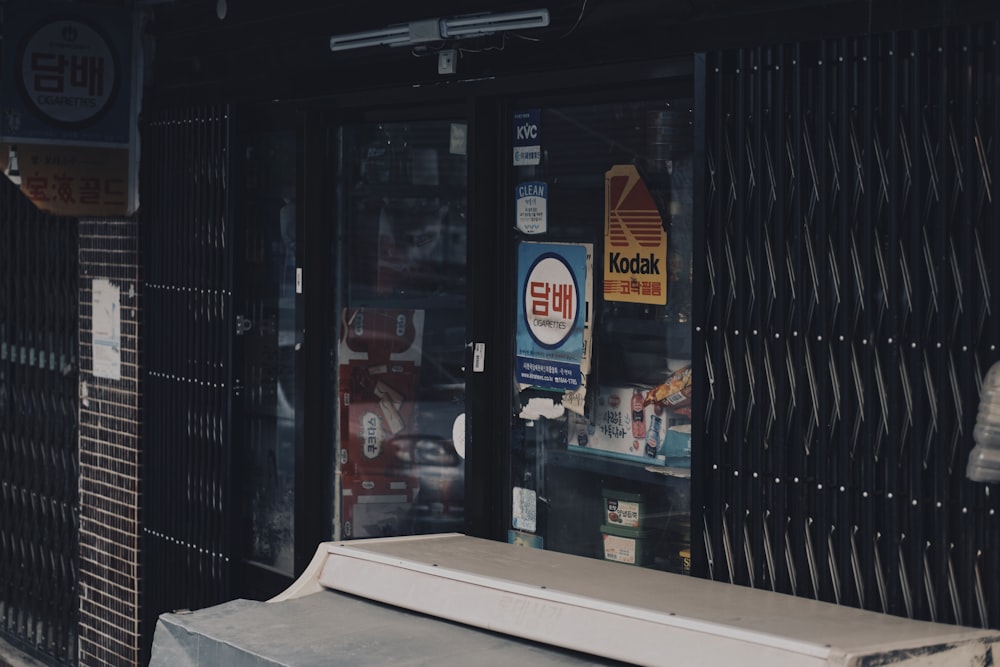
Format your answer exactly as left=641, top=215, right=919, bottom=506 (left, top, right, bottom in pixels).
left=218, top=59, right=698, bottom=599
left=8, top=2, right=1000, bottom=666
left=133, top=0, right=1000, bottom=662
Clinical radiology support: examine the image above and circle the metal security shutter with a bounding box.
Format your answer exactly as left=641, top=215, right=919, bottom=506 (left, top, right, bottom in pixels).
left=0, top=177, right=79, bottom=664
left=142, top=106, right=232, bottom=659
left=700, top=22, right=1000, bottom=627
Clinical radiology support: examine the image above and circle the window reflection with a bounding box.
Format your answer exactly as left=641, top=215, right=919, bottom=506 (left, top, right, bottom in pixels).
left=242, top=128, right=297, bottom=573
left=508, top=98, right=694, bottom=573
left=336, top=120, right=467, bottom=540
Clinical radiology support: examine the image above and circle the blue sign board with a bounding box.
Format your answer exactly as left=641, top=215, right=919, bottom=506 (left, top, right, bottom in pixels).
left=515, top=242, right=587, bottom=390
left=1, top=1, right=134, bottom=146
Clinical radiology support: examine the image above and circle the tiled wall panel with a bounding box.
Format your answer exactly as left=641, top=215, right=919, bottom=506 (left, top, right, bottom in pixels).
left=78, top=218, right=141, bottom=666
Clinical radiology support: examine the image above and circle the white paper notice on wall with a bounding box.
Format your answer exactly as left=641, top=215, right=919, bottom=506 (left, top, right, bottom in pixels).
left=515, top=181, right=547, bottom=234
left=92, top=278, right=121, bottom=380
left=511, top=486, right=537, bottom=533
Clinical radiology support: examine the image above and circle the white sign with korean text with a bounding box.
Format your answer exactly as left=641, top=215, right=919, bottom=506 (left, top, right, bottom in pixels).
left=515, top=181, right=547, bottom=234
left=92, top=278, right=121, bottom=380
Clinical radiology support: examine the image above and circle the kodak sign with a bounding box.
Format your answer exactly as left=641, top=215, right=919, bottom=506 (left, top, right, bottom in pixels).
left=603, top=164, right=667, bottom=305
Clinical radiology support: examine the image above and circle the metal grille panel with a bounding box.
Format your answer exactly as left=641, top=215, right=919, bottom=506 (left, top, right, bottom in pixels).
left=0, top=176, right=79, bottom=663
left=700, top=23, right=1000, bottom=628
left=141, top=106, right=232, bottom=660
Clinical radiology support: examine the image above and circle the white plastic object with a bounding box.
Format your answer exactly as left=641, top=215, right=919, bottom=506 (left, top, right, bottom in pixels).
left=966, top=361, right=1000, bottom=482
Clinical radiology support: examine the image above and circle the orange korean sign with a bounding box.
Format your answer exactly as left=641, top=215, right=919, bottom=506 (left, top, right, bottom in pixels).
left=14, top=142, right=133, bottom=217
left=603, top=164, right=668, bottom=305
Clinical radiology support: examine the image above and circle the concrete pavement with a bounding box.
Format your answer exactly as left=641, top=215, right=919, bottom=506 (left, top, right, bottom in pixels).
left=0, top=636, right=48, bottom=667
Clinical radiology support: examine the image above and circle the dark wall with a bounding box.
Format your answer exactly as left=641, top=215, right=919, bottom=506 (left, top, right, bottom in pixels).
left=145, top=0, right=1000, bottom=105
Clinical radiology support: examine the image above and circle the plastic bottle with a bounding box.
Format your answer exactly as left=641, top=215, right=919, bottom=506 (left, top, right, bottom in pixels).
left=645, top=415, right=662, bottom=458
left=631, top=389, right=646, bottom=438
left=966, top=361, right=1000, bottom=482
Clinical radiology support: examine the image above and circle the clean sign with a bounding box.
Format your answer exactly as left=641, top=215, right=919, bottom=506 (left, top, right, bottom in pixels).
left=515, top=181, right=548, bottom=234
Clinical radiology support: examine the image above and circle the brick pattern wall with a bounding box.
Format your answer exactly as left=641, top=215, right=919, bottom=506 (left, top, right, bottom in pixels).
left=77, top=219, right=141, bottom=666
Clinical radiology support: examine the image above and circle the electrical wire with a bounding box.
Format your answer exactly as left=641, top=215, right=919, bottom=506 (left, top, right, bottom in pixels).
left=558, top=0, right=589, bottom=39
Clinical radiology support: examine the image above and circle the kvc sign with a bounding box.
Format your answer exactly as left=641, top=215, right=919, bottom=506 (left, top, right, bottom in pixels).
left=512, top=109, right=541, bottom=166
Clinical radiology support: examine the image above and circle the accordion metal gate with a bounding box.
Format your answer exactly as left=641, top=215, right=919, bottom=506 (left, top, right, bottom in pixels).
left=0, top=177, right=79, bottom=663
left=141, top=105, right=232, bottom=662
left=699, top=21, right=1000, bottom=628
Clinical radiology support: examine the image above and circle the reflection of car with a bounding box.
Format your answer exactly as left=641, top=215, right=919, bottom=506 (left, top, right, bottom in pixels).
left=384, top=434, right=464, bottom=532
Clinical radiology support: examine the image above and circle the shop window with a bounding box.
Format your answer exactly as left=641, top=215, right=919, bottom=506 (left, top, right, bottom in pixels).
left=509, top=98, right=694, bottom=572
left=238, top=127, right=298, bottom=574
left=333, top=119, right=468, bottom=539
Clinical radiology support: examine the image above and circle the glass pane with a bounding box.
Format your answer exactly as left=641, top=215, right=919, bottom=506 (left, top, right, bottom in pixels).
left=335, top=120, right=467, bottom=539
left=509, top=97, right=694, bottom=573
left=240, top=127, right=297, bottom=573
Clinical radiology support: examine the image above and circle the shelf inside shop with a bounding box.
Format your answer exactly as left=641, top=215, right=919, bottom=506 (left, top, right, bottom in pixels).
left=545, top=449, right=690, bottom=484
left=600, top=318, right=691, bottom=344
left=346, top=295, right=467, bottom=311
left=353, top=184, right=468, bottom=201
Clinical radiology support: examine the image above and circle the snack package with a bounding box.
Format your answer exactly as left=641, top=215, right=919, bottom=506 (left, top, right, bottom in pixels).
left=645, top=365, right=692, bottom=408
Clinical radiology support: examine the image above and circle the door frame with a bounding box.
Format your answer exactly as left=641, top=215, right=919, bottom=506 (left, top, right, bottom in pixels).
left=230, top=57, right=697, bottom=597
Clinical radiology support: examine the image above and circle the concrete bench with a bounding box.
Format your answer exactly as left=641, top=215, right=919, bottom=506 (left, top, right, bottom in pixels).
left=152, top=533, right=1000, bottom=666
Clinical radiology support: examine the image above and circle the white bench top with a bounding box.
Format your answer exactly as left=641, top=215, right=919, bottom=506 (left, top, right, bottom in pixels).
left=276, top=533, right=1000, bottom=667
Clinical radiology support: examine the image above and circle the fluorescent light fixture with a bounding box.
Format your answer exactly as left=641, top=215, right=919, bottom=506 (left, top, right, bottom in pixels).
left=330, top=25, right=410, bottom=51
left=440, top=9, right=550, bottom=38
left=330, top=9, right=551, bottom=53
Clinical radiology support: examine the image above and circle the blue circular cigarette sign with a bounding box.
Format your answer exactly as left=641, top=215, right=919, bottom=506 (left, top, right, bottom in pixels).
left=522, top=252, right=580, bottom=349
left=16, top=16, right=120, bottom=128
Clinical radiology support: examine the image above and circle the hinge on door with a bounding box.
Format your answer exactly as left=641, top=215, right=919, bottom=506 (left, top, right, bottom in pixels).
left=235, top=314, right=253, bottom=335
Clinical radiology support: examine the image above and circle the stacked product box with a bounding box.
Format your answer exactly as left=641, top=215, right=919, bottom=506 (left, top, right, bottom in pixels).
left=341, top=474, right=419, bottom=538
left=338, top=308, right=425, bottom=538
left=600, top=488, right=665, bottom=566
left=567, top=367, right=693, bottom=468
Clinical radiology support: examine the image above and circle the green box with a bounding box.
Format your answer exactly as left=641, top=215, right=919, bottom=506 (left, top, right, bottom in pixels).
left=602, top=488, right=668, bottom=530
left=600, top=523, right=655, bottom=566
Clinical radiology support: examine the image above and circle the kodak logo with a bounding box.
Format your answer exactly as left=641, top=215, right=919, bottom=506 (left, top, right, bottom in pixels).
left=607, top=252, right=661, bottom=275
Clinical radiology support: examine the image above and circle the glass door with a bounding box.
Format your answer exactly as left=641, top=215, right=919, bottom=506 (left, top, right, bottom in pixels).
left=232, top=111, right=300, bottom=592
left=332, top=117, right=469, bottom=539
left=507, top=92, right=695, bottom=572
